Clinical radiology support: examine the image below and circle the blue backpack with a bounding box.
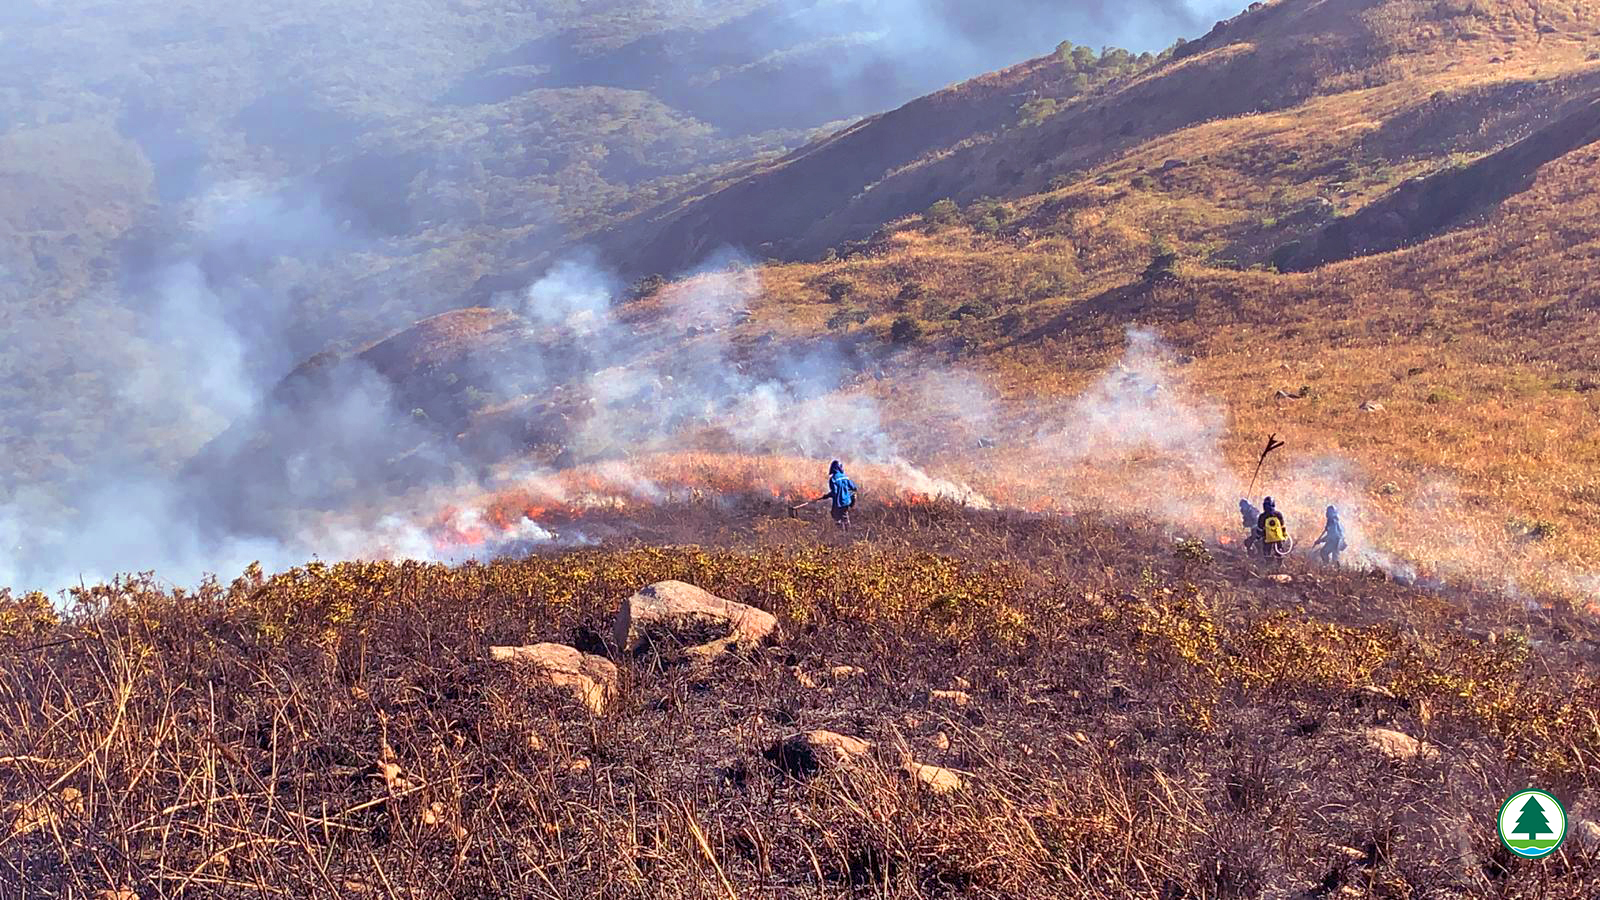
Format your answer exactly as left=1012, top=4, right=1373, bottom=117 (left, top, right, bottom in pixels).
left=830, top=472, right=855, bottom=509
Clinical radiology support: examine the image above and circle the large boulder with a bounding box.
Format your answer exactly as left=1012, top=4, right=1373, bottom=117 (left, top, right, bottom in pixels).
left=488, top=643, right=618, bottom=714
left=613, top=581, right=780, bottom=661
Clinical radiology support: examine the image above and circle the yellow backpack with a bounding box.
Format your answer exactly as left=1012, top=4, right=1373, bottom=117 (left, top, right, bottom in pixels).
left=1262, top=514, right=1287, bottom=544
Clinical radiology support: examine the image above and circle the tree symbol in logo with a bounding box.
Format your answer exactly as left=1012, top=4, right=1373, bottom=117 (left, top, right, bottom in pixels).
left=1513, top=794, right=1553, bottom=840
left=1500, top=789, right=1566, bottom=859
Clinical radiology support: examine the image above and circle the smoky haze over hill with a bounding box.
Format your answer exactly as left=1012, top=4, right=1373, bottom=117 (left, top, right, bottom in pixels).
left=0, top=0, right=1244, bottom=593
left=450, top=0, right=1248, bottom=132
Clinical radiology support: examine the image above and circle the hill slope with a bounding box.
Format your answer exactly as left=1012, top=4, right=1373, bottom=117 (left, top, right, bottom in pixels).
left=206, top=0, right=1600, bottom=595
left=5, top=507, right=1599, bottom=897
left=602, top=0, right=1600, bottom=272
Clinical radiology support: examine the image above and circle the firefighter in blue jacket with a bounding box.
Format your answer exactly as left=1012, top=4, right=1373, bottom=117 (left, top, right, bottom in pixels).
left=824, top=460, right=858, bottom=530
left=1311, top=505, right=1346, bottom=566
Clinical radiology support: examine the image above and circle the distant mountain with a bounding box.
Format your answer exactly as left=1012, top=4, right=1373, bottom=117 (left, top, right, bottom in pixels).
left=601, top=0, right=1600, bottom=274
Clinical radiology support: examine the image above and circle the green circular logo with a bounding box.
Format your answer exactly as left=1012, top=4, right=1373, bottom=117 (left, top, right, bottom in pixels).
left=1497, top=789, right=1567, bottom=859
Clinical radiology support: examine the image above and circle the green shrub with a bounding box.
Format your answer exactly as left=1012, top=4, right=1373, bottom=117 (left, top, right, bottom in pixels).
left=1048, top=171, right=1083, bottom=191
left=949, top=301, right=996, bottom=321
left=889, top=315, right=924, bottom=344
left=1019, top=97, right=1059, bottom=127
left=629, top=273, right=666, bottom=300
left=923, top=199, right=959, bottom=226
left=1142, top=241, right=1180, bottom=282
left=1510, top=518, right=1562, bottom=541
left=826, top=308, right=869, bottom=330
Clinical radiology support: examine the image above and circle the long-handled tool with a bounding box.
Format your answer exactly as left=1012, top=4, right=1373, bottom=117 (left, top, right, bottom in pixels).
left=788, top=495, right=829, bottom=518
left=1248, top=433, right=1286, bottom=496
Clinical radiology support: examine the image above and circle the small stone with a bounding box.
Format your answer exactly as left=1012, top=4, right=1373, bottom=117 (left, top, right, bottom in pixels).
left=1364, top=727, right=1438, bottom=762
left=569, top=757, right=592, bottom=775
left=59, top=786, right=84, bottom=819
left=376, top=761, right=411, bottom=791
left=930, top=689, right=971, bottom=707
left=765, top=730, right=874, bottom=778
left=1573, top=818, right=1600, bottom=852
left=932, top=731, right=951, bottom=751
left=791, top=667, right=821, bottom=689
left=951, top=676, right=972, bottom=690
left=905, top=761, right=964, bottom=794
left=1268, top=573, right=1294, bottom=584
left=1359, top=400, right=1386, bottom=412
left=830, top=665, right=864, bottom=680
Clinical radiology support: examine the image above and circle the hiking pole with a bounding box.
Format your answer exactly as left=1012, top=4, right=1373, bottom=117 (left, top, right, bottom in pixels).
left=1248, top=433, right=1286, bottom=496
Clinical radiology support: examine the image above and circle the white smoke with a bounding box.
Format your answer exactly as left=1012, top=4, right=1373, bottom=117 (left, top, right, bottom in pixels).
left=1031, top=326, right=1240, bottom=525
left=0, top=180, right=429, bottom=594
left=501, top=252, right=986, bottom=496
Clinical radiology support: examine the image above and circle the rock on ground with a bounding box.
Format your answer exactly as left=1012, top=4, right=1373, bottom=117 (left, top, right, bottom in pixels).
left=905, top=761, right=964, bottom=794
left=488, top=643, right=619, bottom=714
left=765, top=730, right=873, bottom=778
left=1363, top=727, right=1438, bottom=762
left=930, top=689, right=971, bottom=707
left=1573, top=818, right=1600, bottom=853
left=613, top=580, right=780, bottom=660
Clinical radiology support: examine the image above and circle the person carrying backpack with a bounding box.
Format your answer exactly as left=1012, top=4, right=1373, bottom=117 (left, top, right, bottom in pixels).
left=824, top=460, right=858, bottom=530
left=1257, top=497, right=1289, bottom=561
left=1311, top=505, right=1346, bottom=566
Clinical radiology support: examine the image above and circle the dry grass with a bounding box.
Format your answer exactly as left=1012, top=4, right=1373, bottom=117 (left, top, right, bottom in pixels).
left=3, top=504, right=1599, bottom=897
left=733, top=34, right=1600, bottom=585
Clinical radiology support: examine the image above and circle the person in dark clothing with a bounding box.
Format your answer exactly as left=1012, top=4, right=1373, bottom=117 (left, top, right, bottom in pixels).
left=825, top=460, right=858, bottom=530
left=1240, top=498, right=1261, bottom=552
left=1312, top=505, right=1346, bottom=566
left=1257, top=497, right=1289, bottom=561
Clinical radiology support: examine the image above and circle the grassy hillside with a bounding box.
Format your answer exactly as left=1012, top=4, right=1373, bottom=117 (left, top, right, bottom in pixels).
left=4, top=505, right=1598, bottom=896
left=578, top=0, right=1600, bottom=589
left=243, top=0, right=1600, bottom=603
left=603, top=0, right=1600, bottom=271
left=9, top=3, right=1600, bottom=892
